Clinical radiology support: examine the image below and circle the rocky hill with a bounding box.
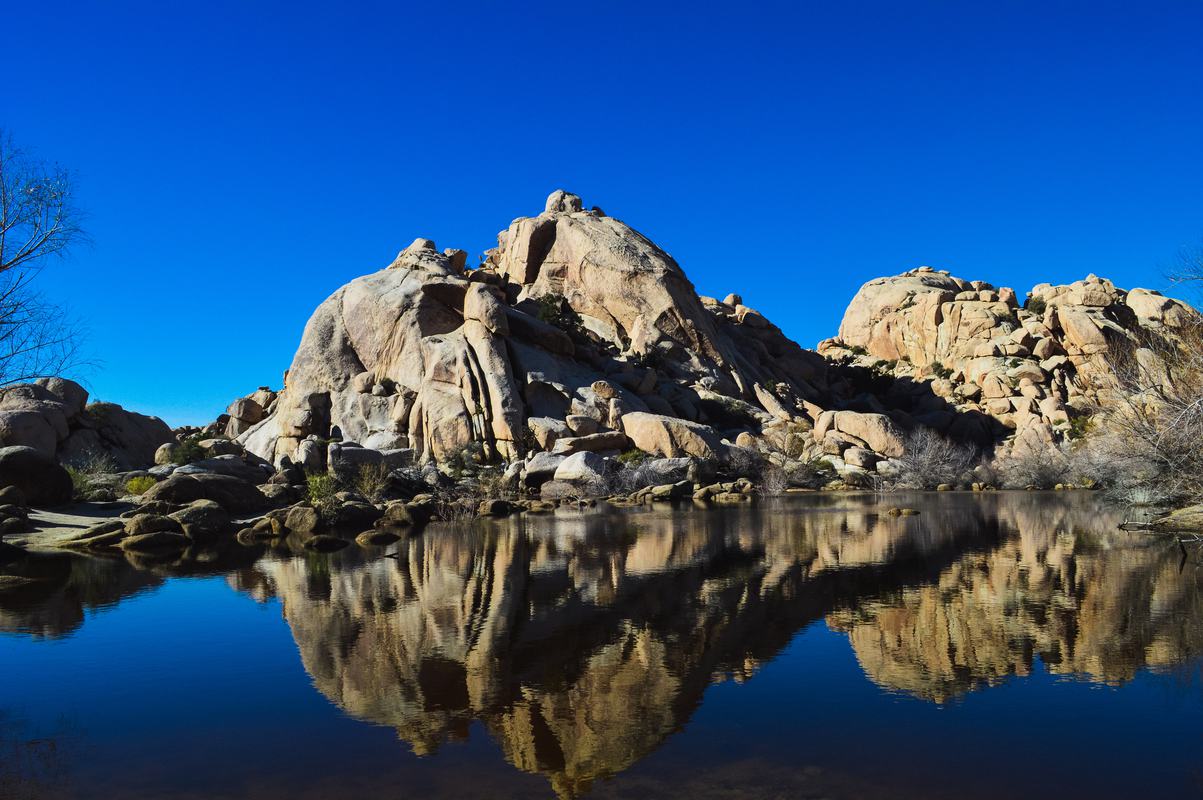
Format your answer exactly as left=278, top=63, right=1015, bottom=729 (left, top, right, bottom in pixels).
left=211, top=189, right=1195, bottom=494
left=0, top=189, right=1195, bottom=502
left=819, top=267, right=1196, bottom=459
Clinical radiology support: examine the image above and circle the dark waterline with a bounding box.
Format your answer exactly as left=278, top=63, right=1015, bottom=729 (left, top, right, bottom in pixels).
left=2, top=492, right=1202, bottom=799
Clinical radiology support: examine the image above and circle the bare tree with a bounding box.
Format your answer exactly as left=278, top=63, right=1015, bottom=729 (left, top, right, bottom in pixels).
left=1089, top=245, right=1203, bottom=503
left=0, top=129, right=87, bottom=385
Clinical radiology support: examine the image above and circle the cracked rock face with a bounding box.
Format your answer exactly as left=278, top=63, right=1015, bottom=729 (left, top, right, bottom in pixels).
left=238, top=191, right=831, bottom=467
left=821, top=267, right=1200, bottom=458
left=229, top=194, right=1200, bottom=472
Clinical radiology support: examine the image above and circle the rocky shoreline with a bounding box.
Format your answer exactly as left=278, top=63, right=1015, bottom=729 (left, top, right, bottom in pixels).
left=0, top=189, right=1200, bottom=561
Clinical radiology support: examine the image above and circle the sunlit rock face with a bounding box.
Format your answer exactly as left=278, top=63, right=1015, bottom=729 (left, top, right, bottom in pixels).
left=237, top=190, right=832, bottom=468
left=821, top=268, right=1201, bottom=457
left=224, top=494, right=1203, bottom=795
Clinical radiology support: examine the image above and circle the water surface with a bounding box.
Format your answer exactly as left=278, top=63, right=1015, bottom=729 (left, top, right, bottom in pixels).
left=3, top=492, right=1201, bottom=799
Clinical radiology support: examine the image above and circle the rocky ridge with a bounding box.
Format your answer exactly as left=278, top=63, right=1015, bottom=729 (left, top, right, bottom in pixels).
left=819, top=266, right=1196, bottom=458
left=223, top=191, right=1015, bottom=491
left=0, top=190, right=1195, bottom=511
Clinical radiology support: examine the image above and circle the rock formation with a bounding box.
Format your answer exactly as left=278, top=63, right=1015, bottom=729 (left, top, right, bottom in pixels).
left=214, top=493, right=1202, bottom=795
left=0, top=377, right=173, bottom=470
left=226, top=191, right=1003, bottom=487
left=820, top=267, right=1199, bottom=458
left=202, top=192, right=1198, bottom=489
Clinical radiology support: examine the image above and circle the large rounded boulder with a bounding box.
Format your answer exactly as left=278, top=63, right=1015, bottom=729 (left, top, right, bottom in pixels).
left=0, top=445, right=73, bottom=506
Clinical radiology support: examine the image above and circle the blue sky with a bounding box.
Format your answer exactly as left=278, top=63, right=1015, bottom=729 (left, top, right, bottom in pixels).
left=5, top=1, right=1202, bottom=426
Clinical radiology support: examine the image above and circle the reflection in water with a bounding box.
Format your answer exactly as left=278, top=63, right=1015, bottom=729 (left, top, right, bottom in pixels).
left=220, top=493, right=1199, bottom=797
left=2, top=494, right=1201, bottom=798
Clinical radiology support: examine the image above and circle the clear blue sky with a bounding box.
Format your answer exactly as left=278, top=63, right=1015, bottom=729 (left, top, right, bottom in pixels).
left=6, top=1, right=1202, bottom=426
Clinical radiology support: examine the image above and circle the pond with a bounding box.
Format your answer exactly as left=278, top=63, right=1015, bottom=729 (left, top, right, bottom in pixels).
left=2, top=492, right=1201, bottom=799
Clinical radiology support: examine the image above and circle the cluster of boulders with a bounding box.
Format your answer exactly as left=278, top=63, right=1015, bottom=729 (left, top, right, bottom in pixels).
left=2, top=191, right=1197, bottom=521
left=0, top=378, right=173, bottom=470
left=819, top=267, right=1198, bottom=458
left=215, top=190, right=997, bottom=494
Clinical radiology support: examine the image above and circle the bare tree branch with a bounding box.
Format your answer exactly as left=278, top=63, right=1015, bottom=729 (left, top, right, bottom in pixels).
left=0, top=129, right=88, bottom=384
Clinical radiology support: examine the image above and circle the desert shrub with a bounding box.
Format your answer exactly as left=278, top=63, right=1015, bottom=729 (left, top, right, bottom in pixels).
left=1066, top=414, right=1093, bottom=441
left=535, top=294, right=587, bottom=339
left=171, top=435, right=207, bottom=466
left=351, top=463, right=390, bottom=503
left=758, top=464, right=788, bottom=495
left=930, top=361, right=953, bottom=379
left=125, top=476, right=156, bottom=495
left=617, top=448, right=650, bottom=467
left=847, top=344, right=869, bottom=356
left=63, top=451, right=115, bottom=498
left=892, top=428, right=980, bottom=489
left=608, top=461, right=662, bottom=495
left=722, top=444, right=766, bottom=482
left=472, top=465, right=514, bottom=500
left=306, top=473, right=340, bottom=515
left=1025, top=295, right=1047, bottom=315
left=993, top=446, right=1074, bottom=489
left=443, top=442, right=486, bottom=479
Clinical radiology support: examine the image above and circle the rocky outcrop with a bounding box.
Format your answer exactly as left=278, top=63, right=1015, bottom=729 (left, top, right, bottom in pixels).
left=213, top=193, right=1199, bottom=484
left=0, top=378, right=173, bottom=470
left=233, top=191, right=835, bottom=477
left=821, top=267, right=1199, bottom=458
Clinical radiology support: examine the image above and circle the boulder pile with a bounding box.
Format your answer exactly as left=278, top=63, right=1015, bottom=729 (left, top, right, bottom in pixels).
left=819, top=266, right=1198, bottom=458
left=227, top=189, right=905, bottom=490
left=0, top=377, right=173, bottom=470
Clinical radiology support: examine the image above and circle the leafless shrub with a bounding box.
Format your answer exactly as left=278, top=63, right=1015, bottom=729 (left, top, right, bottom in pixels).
left=607, top=461, right=662, bottom=494
left=992, top=447, right=1071, bottom=489
left=1093, top=267, right=1203, bottom=502
left=758, top=464, right=788, bottom=495
left=891, top=428, right=980, bottom=489
left=350, top=463, right=390, bottom=503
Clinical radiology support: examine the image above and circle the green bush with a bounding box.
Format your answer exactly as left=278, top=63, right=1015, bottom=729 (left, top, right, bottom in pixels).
left=306, top=473, right=340, bottom=514
left=535, top=293, right=587, bottom=339
left=930, top=361, right=954, bottom=379
left=1067, top=414, right=1093, bottom=440
left=617, top=448, right=650, bottom=467
left=171, top=436, right=207, bottom=465
left=125, top=476, right=157, bottom=495
left=351, top=463, right=389, bottom=503
left=1025, top=295, right=1047, bottom=315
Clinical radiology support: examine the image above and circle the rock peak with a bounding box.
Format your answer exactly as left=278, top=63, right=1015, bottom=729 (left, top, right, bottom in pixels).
left=544, top=189, right=583, bottom=215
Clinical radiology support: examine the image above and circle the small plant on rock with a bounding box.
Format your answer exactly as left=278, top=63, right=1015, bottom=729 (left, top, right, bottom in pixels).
left=351, top=463, right=390, bottom=503
left=617, top=448, right=650, bottom=467
left=171, top=435, right=208, bottom=466
left=125, top=476, right=156, bottom=496
left=64, top=450, right=116, bottom=499
left=306, top=473, right=340, bottom=516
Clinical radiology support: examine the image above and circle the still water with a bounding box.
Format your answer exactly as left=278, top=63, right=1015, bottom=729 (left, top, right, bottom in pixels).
left=2, top=492, right=1201, bottom=799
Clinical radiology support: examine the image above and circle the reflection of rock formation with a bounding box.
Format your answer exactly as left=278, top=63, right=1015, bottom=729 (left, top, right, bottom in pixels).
left=246, top=496, right=1012, bottom=797
left=0, top=543, right=263, bottom=639
left=828, top=494, right=1203, bottom=702
left=7, top=494, right=1198, bottom=794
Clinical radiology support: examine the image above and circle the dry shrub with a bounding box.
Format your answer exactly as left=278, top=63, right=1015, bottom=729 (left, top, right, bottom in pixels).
left=1095, top=308, right=1203, bottom=503
left=351, top=463, right=390, bottom=503
left=758, top=465, right=788, bottom=495
left=892, top=428, right=980, bottom=489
